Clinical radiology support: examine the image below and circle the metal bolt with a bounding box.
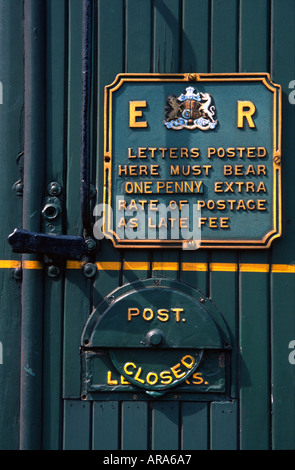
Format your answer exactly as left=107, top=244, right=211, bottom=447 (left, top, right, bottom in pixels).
left=47, top=265, right=61, bottom=278
left=85, top=237, right=97, bottom=252
left=13, top=267, right=22, bottom=280
left=147, top=329, right=163, bottom=347
left=200, top=297, right=206, bottom=304
left=13, top=180, right=23, bottom=197
left=188, top=73, right=197, bottom=82
left=83, top=262, right=97, bottom=278
left=48, top=181, right=62, bottom=196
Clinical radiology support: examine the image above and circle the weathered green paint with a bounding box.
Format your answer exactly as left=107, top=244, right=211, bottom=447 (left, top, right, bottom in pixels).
left=42, top=0, right=67, bottom=450
left=1, top=0, right=295, bottom=451
left=0, top=0, right=23, bottom=451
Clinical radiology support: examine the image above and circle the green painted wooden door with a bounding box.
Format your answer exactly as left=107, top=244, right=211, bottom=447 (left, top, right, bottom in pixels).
left=1, top=0, right=295, bottom=451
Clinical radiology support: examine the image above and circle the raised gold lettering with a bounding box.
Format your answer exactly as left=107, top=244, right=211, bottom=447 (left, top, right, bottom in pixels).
left=129, top=101, right=147, bottom=128
left=237, top=101, right=256, bottom=128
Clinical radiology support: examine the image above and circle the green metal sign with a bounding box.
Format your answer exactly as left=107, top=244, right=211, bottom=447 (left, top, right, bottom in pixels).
left=81, top=279, right=231, bottom=398
left=102, top=73, right=281, bottom=249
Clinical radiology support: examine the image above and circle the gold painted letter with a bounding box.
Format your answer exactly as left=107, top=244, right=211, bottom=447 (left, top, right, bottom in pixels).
left=129, top=101, right=148, bottom=128
left=237, top=101, right=256, bottom=128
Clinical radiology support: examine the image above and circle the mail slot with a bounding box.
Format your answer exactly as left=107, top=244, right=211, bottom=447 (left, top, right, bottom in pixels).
left=81, top=278, right=231, bottom=399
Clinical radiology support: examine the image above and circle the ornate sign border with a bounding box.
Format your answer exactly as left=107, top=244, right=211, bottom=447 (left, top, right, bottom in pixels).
left=103, top=73, right=281, bottom=249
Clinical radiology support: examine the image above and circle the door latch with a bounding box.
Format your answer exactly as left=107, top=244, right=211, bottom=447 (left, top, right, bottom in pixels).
left=8, top=182, right=97, bottom=260
left=8, top=228, right=91, bottom=260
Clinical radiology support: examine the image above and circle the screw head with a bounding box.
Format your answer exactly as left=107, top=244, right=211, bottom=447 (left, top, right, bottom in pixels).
left=83, top=262, right=97, bottom=278
left=48, top=182, right=62, bottom=196
left=13, top=267, right=22, bottom=280
left=85, top=237, right=97, bottom=252
left=47, top=265, right=61, bottom=278
left=12, top=180, right=23, bottom=197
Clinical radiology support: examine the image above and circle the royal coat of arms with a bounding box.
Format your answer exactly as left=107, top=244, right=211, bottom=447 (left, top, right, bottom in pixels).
left=164, top=86, right=218, bottom=130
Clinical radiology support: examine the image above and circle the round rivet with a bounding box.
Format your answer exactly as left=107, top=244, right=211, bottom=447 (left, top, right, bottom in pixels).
left=147, top=329, right=163, bottom=346
left=13, top=267, right=22, bottom=280
left=48, top=181, right=62, bottom=196
left=85, top=237, right=97, bottom=252
left=83, top=262, right=97, bottom=278
left=13, top=180, right=23, bottom=197
left=47, top=265, right=60, bottom=278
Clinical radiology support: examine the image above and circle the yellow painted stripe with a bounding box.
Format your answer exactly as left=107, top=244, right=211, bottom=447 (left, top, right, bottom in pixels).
left=152, top=261, right=179, bottom=271
left=21, top=260, right=44, bottom=270
left=182, top=262, right=208, bottom=271
left=239, top=263, right=270, bottom=273
left=66, top=260, right=82, bottom=269
left=0, top=260, right=21, bottom=269
left=123, top=261, right=150, bottom=271
left=96, top=261, right=122, bottom=271
left=210, top=263, right=238, bottom=272
left=271, top=264, right=295, bottom=273
left=1, top=260, right=295, bottom=274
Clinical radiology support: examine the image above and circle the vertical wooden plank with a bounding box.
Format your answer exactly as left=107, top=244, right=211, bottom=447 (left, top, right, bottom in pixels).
left=239, top=262, right=271, bottom=449
left=126, top=0, right=152, bottom=73
left=239, top=0, right=270, bottom=72
left=96, top=0, right=124, bottom=203
left=92, top=401, right=119, bottom=450
left=180, top=252, right=209, bottom=296
left=211, top=0, right=238, bottom=72
left=42, top=0, right=67, bottom=449
left=121, top=401, right=148, bottom=450
left=0, top=0, right=23, bottom=449
left=210, top=401, right=238, bottom=450
left=271, top=272, right=295, bottom=449
left=152, top=402, right=180, bottom=450
left=153, top=0, right=181, bottom=73
left=43, top=276, right=64, bottom=447
left=182, top=0, right=210, bottom=72
left=271, top=0, right=295, bottom=449
left=209, top=0, right=239, bottom=449
left=181, top=402, right=208, bottom=450
left=63, top=271, right=92, bottom=397
left=63, top=400, right=91, bottom=450
left=238, top=0, right=271, bottom=450
left=63, top=0, right=92, bottom=398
